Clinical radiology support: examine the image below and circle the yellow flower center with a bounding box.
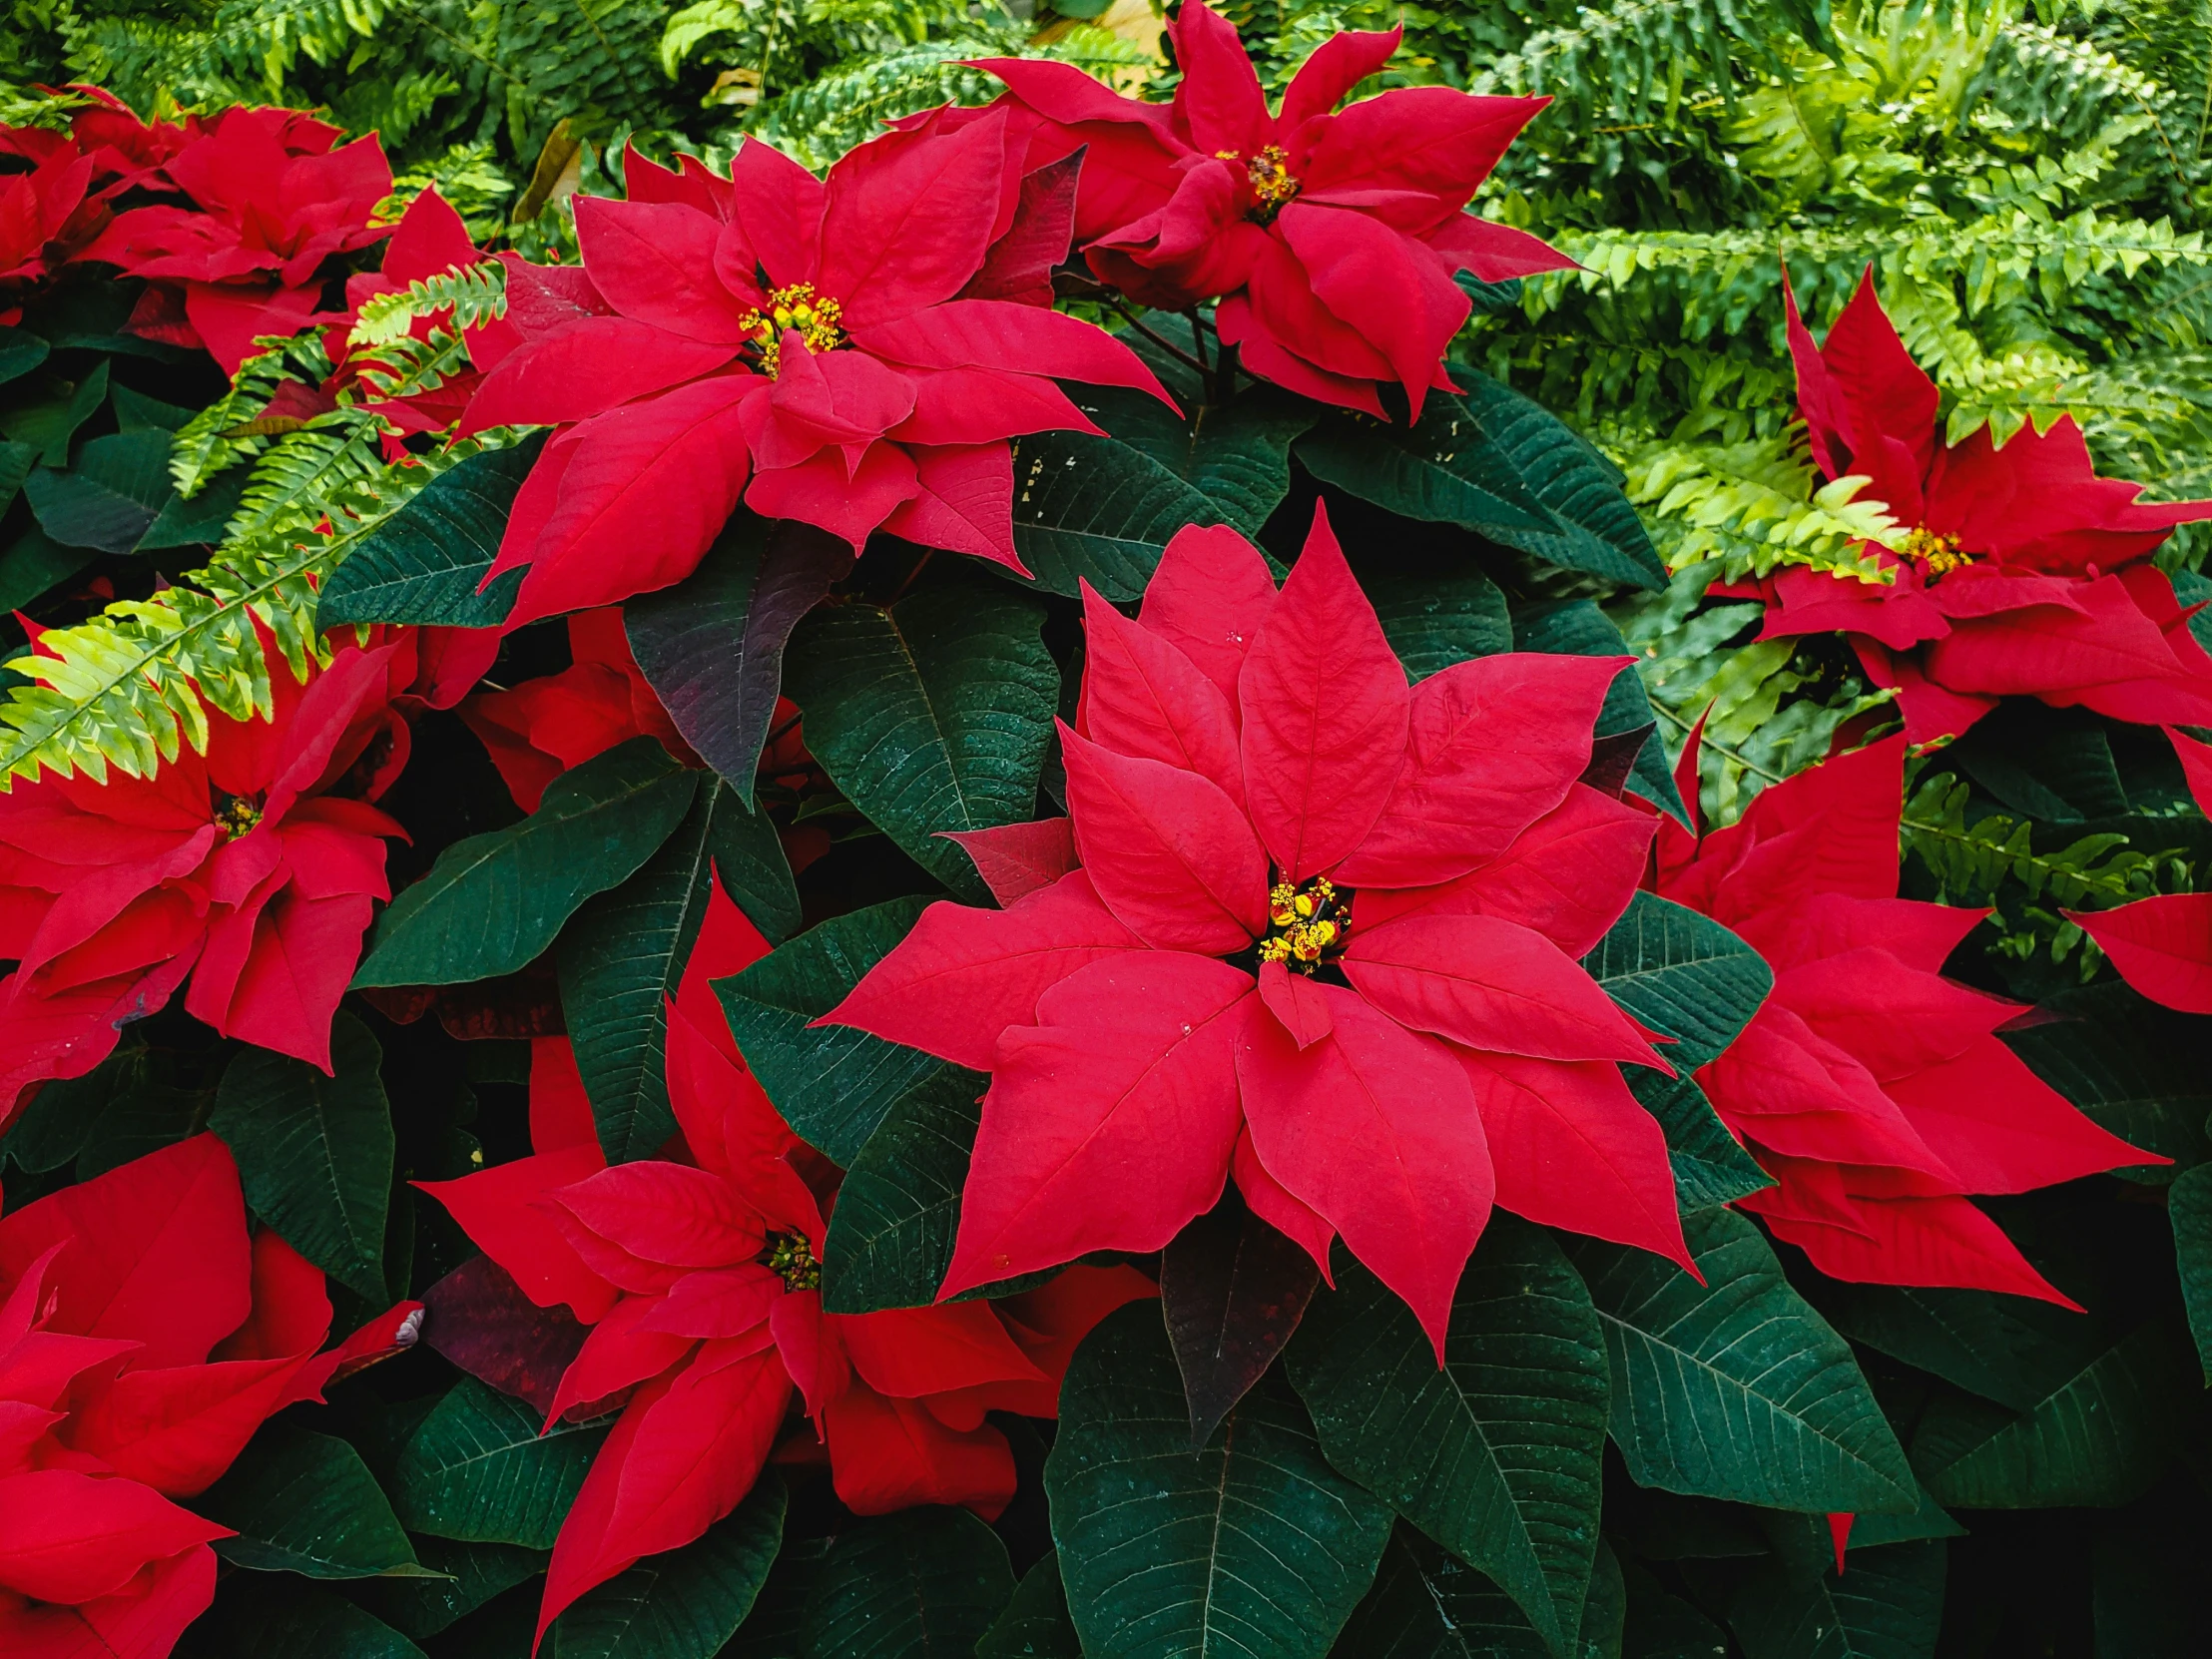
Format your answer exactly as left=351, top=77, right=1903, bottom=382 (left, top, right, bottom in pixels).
left=740, top=282, right=845, bottom=378
left=213, top=794, right=264, bottom=839
left=1902, top=525, right=1973, bottom=577
left=1215, top=145, right=1301, bottom=222
left=762, top=1230, right=821, bottom=1292
left=1259, top=876, right=1348, bottom=969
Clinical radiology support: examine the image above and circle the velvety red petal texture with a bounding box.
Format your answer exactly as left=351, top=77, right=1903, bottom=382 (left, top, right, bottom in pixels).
left=1238, top=983, right=1491, bottom=1359
left=823, top=873, right=1141, bottom=1069
left=1237, top=506, right=1409, bottom=880
left=1138, top=524, right=1279, bottom=705
left=944, top=952, right=1254, bottom=1298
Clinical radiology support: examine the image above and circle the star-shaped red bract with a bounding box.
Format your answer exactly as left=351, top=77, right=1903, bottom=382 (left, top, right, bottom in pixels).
left=967, top=0, right=1571, bottom=416
left=1725, top=270, right=2212, bottom=745
left=2072, top=727, right=2212, bottom=1013
left=1655, top=733, right=2150, bottom=1301
left=830, top=505, right=1693, bottom=1357
left=419, top=883, right=1153, bottom=1644
left=458, top=120, right=1171, bottom=628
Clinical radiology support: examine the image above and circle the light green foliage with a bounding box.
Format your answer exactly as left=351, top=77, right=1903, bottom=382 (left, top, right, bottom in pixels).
left=1902, top=769, right=2198, bottom=975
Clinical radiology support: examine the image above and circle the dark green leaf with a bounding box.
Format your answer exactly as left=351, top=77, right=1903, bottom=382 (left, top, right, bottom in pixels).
left=1352, top=550, right=1512, bottom=682
left=0, top=524, right=97, bottom=611
left=0, top=328, right=50, bottom=386
left=1048, top=1301, right=1393, bottom=1659
left=1289, top=1220, right=1609, bottom=1657
left=137, top=459, right=251, bottom=551
left=71, top=1056, right=207, bottom=1179
left=1, top=1039, right=143, bottom=1172
left=2, top=356, right=106, bottom=464
left=201, top=1423, right=432, bottom=1578
left=626, top=514, right=851, bottom=802
left=1626, top=1070, right=1773, bottom=1212
left=1621, top=1562, right=1729, bottom=1659
left=357, top=1537, right=548, bottom=1639
left=0, top=438, right=31, bottom=515
left=801, top=1507, right=1014, bottom=1659
left=1298, top=399, right=1556, bottom=546
left=317, top=436, right=545, bottom=627
left=1816, top=1281, right=2106, bottom=1412
left=355, top=738, right=699, bottom=988
left=1512, top=600, right=1686, bottom=822
left=180, top=1577, right=427, bottom=1659
left=2001, top=984, right=2212, bottom=1181
left=395, top=1377, right=611, bottom=1549
left=111, top=384, right=196, bottom=432
left=1077, top=360, right=1316, bottom=537
left=1911, top=1319, right=2198, bottom=1508
left=1163, top=1197, right=1322, bottom=1449
left=716, top=895, right=940, bottom=1164
left=26, top=429, right=173, bottom=551
left=1005, top=426, right=1229, bottom=601
left=1566, top=1207, right=1917, bottom=1515
left=558, top=780, right=794, bottom=1163
left=976, top=1550, right=1081, bottom=1659
left=210, top=1011, right=393, bottom=1300
left=1326, top=1529, right=1625, bottom=1659
left=724, top=1536, right=830, bottom=1659
left=1728, top=1540, right=1944, bottom=1659
left=2171, top=1162, right=2212, bottom=1382
left=820, top=1062, right=985, bottom=1313
left=1450, top=370, right=1667, bottom=590
left=783, top=574, right=1057, bottom=904
left=1583, top=891, right=1772, bottom=1071
left=551, top=1475, right=785, bottom=1659
left=706, top=786, right=803, bottom=944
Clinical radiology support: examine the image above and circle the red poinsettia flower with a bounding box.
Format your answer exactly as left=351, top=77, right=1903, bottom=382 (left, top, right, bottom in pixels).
left=455, top=122, right=1171, bottom=626
left=1655, top=734, right=2150, bottom=1300
left=0, top=145, right=98, bottom=293
left=1721, top=272, right=2212, bottom=745
left=0, top=635, right=420, bottom=1126
left=0, top=1134, right=419, bottom=1659
left=829, top=506, right=1688, bottom=1354
left=81, top=107, right=390, bottom=372
left=967, top=0, right=1570, bottom=415
left=2072, top=727, right=2212, bottom=1012
left=0, top=88, right=195, bottom=199
left=420, top=882, right=1152, bottom=1641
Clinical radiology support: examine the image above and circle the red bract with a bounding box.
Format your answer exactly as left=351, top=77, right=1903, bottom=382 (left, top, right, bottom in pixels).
left=0, top=146, right=97, bottom=296
left=0, top=636, right=419, bottom=1126
left=968, top=0, right=1570, bottom=415
left=0, top=1134, right=420, bottom=1659
left=1655, top=735, right=2149, bottom=1301
left=829, top=506, right=1686, bottom=1355
left=461, top=608, right=698, bottom=813
left=419, top=883, right=1152, bottom=1642
left=1723, top=272, right=2212, bottom=745
left=80, top=107, right=390, bottom=373
left=459, top=123, right=1170, bottom=626
left=2072, top=727, right=2212, bottom=1013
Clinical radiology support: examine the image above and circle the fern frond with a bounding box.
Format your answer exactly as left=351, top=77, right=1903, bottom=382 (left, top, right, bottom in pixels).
left=168, top=334, right=337, bottom=498
left=349, top=258, right=508, bottom=346
left=1623, top=428, right=1906, bottom=579
left=0, top=441, right=491, bottom=788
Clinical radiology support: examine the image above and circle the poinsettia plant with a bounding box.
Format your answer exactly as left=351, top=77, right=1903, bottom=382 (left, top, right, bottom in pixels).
left=2, top=34, right=2210, bottom=1659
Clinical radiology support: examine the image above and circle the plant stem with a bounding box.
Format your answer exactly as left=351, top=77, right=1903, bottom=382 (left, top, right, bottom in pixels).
left=1110, top=301, right=1209, bottom=378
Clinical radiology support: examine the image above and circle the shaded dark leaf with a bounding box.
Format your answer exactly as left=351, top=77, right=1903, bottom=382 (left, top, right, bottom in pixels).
left=1162, top=1195, right=1321, bottom=1449
left=820, top=1062, right=985, bottom=1313
left=317, top=435, right=544, bottom=627
left=201, top=1422, right=432, bottom=1579
left=421, top=1253, right=589, bottom=1418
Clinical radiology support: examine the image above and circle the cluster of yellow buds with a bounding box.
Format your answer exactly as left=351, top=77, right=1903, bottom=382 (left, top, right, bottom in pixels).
left=762, top=1230, right=821, bottom=1292
left=1216, top=145, right=1302, bottom=221
left=1901, top=525, right=1973, bottom=577
left=740, top=282, right=845, bottom=377
left=1259, top=876, right=1346, bottom=967
left=213, top=794, right=264, bottom=839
